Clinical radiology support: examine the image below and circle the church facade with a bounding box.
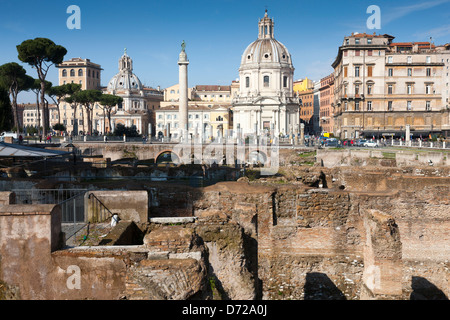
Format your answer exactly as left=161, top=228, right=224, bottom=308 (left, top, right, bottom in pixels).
left=102, top=50, right=163, bottom=136
left=232, top=11, right=300, bottom=138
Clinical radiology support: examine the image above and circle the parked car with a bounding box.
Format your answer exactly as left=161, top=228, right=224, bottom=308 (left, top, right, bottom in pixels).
left=355, top=139, right=367, bottom=147
left=364, top=140, right=378, bottom=147
left=325, top=138, right=339, bottom=147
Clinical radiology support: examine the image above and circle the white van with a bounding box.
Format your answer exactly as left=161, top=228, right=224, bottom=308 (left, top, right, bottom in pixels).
left=0, top=132, right=18, bottom=142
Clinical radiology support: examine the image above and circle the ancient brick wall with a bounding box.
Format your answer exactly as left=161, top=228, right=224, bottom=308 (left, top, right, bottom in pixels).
left=0, top=171, right=448, bottom=300
left=256, top=186, right=364, bottom=300
left=0, top=205, right=62, bottom=300
left=354, top=184, right=450, bottom=299
left=361, top=210, right=403, bottom=299
left=192, top=182, right=274, bottom=300
left=86, top=190, right=149, bottom=223
left=189, top=177, right=448, bottom=300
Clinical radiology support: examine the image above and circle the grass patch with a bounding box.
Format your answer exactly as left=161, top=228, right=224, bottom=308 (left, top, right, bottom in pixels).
left=298, top=151, right=316, bottom=158
left=382, top=152, right=396, bottom=159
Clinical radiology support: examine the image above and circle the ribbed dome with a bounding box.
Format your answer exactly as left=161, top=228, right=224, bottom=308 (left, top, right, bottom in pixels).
left=107, top=50, right=143, bottom=91
left=241, top=38, right=292, bottom=66
left=107, top=72, right=143, bottom=91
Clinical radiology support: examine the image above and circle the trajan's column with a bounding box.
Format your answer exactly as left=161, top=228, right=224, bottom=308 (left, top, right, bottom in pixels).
left=178, top=40, right=189, bottom=140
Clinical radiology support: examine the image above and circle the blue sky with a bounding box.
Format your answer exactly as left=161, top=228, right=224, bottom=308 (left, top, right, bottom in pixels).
left=1, top=0, right=449, bottom=103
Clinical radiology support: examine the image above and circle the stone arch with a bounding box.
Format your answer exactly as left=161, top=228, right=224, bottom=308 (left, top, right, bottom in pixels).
left=246, top=149, right=269, bottom=166
left=155, top=150, right=180, bottom=164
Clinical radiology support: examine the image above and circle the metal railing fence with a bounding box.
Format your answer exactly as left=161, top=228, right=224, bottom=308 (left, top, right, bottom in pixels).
left=12, top=189, right=88, bottom=223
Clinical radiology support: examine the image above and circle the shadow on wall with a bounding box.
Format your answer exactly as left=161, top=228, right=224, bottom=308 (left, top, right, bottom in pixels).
left=410, top=276, right=448, bottom=300
left=304, top=272, right=346, bottom=300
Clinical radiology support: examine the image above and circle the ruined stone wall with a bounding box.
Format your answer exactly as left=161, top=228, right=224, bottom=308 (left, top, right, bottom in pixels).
left=354, top=184, right=450, bottom=299
left=192, top=182, right=272, bottom=300
left=149, top=184, right=194, bottom=218
left=86, top=190, right=149, bottom=223
left=0, top=169, right=448, bottom=300
left=0, top=203, right=208, bottom=300
left=332, top=167, right=450, bottom=193
left=361, top=210, right=403, bottom=299
left=75, top=143, right=169, bottom=162
left=0, top=205, right=62, bottom=300
left=257, top=187, right=364, bottom=300
left=187, top=182, right=365, bottom=300
left=187, top=175, right=448, bottom=300
left=317, top=149, right=450, bottom=168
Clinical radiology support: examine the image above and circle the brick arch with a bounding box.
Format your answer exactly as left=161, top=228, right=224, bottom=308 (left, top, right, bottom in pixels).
left=155, top=149, right=180, bottom=164
left=246, top=149, right=269, bottom=165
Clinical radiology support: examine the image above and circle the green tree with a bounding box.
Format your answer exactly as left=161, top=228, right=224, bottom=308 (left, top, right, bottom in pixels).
left=30, top=78, right=52, bottom=134
left=0, top=63, right=34, bottom=131
left=17, top=38, right=67, bottom=137
left=114, top=123, right=140, bottom=137
left=0, top=85, right=13, bottom=132
left=72, top=90, right=102, bottom=135
left=99, top=94, right=123, bottom=134
left=48, top=83, right=82, bottom=128
left=25, top=126, right=38, bottom=135
left=47, top=85, right=66, bottom=126
left=52, top=123, right=66, bottom=132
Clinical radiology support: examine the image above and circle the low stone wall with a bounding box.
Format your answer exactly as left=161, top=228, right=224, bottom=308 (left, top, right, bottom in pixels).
left=0, top=192, right=15, bottom=205
left=85, top=190, right=149, bottom=223
left=317, top=149, right=449, bottom=167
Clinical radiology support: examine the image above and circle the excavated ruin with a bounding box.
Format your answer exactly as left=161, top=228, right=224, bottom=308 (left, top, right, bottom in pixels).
left=0, top=148, right=449, bottom=300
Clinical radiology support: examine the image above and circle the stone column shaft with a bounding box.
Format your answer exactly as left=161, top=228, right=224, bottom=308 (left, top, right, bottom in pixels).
left=178, top=48, right=189, bottom=139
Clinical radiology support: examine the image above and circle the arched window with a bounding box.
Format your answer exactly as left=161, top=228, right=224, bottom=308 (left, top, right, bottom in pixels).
left=263, top=76, right=270, bottom=87
left=70, top=69, right=75, bottom=77
left=62, top=69, right=67, bottom=77
left=246, top=77, right=250, bottom=88
left=78, top=69, right=83, bottom=76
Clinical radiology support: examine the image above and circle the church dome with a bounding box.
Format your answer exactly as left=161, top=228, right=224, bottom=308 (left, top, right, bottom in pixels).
left=107, top=50, right=143, bottom=91
left=241, top=38, right=292, bottom=66
left=240, top=11, right=293, bottom=68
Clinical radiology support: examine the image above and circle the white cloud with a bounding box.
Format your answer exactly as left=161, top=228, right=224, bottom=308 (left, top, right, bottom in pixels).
left=383, top=0, right=450, bottom=25
left=414, top=24, right=450, bottom=40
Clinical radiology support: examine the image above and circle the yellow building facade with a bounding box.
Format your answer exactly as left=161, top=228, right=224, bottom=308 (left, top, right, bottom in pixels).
left=293, top=77, right=314, bottom=94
